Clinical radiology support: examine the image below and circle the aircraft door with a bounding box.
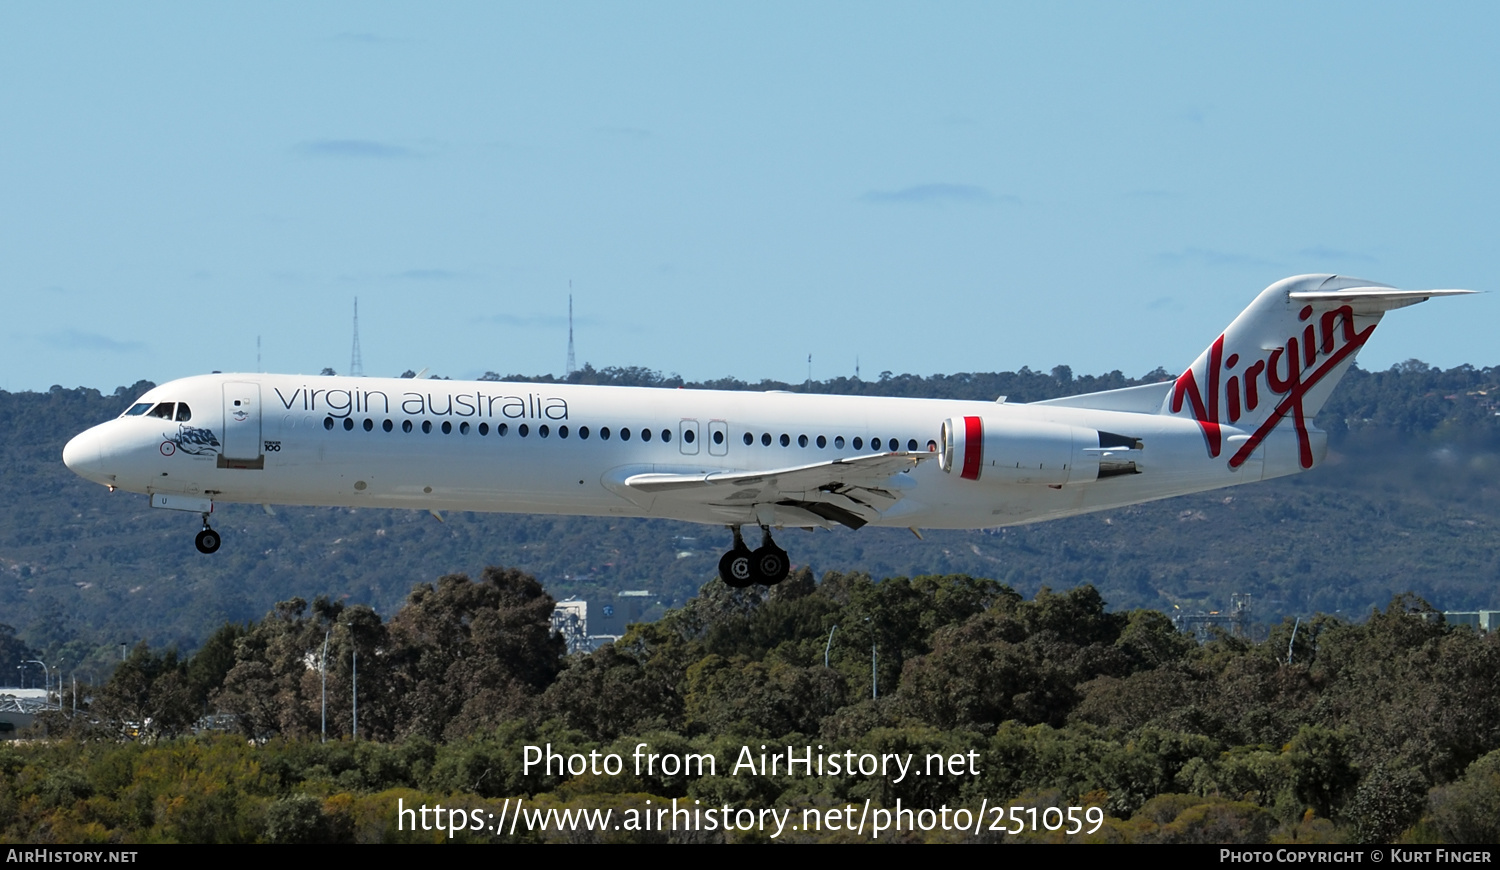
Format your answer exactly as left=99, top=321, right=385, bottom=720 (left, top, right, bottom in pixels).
left=221, top=382, right=263, bottom=465
left=679, top=419, right=700, bottom=456
left=708, top=420, right=728, bottom=456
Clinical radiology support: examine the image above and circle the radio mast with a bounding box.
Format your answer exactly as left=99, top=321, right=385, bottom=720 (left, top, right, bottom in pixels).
left=350, top=297, right=364, bottom=378
left=566, top=287, right=576, bottom=377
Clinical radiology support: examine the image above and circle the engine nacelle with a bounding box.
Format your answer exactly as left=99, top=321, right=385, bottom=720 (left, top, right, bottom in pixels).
left=939, top=415, right=1109, bottom=486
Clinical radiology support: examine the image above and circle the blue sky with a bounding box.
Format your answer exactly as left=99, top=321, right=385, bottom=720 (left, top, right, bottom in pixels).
left=3, top=3, right=1495, bottom=394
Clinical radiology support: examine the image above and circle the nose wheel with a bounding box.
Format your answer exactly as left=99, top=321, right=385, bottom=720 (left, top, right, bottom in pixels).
left=717, top=525, right=789, bottom=587
left=194, top=514, right=221, bottom=554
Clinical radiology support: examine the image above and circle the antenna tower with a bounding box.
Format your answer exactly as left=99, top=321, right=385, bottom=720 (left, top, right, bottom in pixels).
left=350, top=297, right=364, bottom=378
left=566, top=286, right=576, bottom=377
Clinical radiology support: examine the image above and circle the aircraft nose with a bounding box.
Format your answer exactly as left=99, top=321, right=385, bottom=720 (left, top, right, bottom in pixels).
left=63, top=426, right=114, bottom=485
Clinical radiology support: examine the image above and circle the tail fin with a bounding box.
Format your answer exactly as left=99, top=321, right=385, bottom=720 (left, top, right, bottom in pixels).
left=1163, top=274, right=1473, bottom=470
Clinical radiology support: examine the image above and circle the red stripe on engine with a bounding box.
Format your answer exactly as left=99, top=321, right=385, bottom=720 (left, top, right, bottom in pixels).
left=960, top=415, right=983, bottom=480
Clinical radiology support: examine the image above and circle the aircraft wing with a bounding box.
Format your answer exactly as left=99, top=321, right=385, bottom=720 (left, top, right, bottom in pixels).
left=617, top=452, right=933, bottom=529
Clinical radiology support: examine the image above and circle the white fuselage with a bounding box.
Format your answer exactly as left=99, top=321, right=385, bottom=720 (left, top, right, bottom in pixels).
left=62, top=372, right=1310, bottom=531
left=62, top=274, right=1471, bottom=572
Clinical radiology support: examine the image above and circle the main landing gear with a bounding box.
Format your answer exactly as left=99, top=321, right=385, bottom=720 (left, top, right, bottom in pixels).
left=718, top=525, right=790, bottom=588
left=194, top=512, right=221, bottom=554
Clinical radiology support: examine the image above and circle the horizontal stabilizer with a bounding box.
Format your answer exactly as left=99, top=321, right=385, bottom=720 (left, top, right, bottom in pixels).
left=1287, top=286, right=1476, bottom=314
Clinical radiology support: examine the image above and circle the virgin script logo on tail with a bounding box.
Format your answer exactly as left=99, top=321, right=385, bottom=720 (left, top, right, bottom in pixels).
left=1171, top=304, right=1373, bottom=470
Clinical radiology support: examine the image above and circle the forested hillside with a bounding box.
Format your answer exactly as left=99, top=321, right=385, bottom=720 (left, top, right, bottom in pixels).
left=2, top=361, right=1496, bottom=672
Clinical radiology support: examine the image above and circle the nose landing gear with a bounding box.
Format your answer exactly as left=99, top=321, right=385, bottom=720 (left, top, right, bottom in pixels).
left=194, top=512, right=221, bottom=554
left=718, top=525, right=789, bottom=587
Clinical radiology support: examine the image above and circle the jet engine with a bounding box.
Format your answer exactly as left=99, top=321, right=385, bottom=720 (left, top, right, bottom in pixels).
left=938, top=416, right=1142, bottom=486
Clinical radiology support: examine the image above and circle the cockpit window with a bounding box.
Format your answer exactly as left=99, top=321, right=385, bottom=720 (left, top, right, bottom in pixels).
left=123, top=403, right=154, bottom=417
left=175, top=404, right=192, bottom=422
left=148, top=403, right=176, bottom=419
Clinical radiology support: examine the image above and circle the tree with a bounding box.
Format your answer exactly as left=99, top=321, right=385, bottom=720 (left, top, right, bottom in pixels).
left=89, top=643, right=198, bottom=740
left=1349, top=763, right=1427, bottom=844
left=1424, top=749, right=1500, bottom=844
left=541, top=643, right=682, bottom=741
left=388, top=567, right=566, bottom=740
left=215, top=598, right=327, bottom=739
left=0, top=624, right=37, bottom=682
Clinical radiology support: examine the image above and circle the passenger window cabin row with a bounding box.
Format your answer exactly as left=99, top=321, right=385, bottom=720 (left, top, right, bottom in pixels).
left=318, top=415, right=934, bottom=453
left=122, top=402, right=934, bottom=455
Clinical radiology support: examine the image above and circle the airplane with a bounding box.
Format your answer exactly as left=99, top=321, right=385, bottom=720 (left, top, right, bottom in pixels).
left=63, top=274, right=1472, bottom=587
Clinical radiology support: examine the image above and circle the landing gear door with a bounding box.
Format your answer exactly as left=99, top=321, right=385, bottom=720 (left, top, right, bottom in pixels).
left=221, top=382, right=263, bottom=464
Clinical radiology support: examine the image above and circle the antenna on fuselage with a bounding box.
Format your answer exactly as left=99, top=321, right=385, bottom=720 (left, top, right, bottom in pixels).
left=350, top=297, right=364, bottom=378
left=566, top=285, right=576, bottom=378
